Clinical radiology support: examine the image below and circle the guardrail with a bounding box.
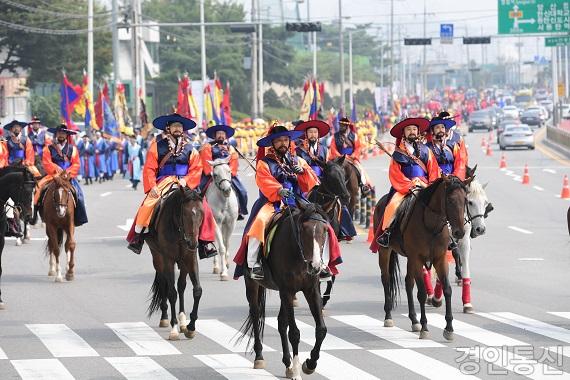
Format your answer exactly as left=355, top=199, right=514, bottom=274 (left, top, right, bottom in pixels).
left=546, top=124, right=570, bottom=152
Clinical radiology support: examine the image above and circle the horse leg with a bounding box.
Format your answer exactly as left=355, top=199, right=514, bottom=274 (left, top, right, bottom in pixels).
left=413, top=258, right=429, bottom=339
left=177, top=265, right=188, bottom=333
left=184, top=252, right=202, bottom=339
left=222, top=219, right=235, bottom=273
left=217, top=221, right=229, bottom=281
left=321, top=275, right=336, bottom=308
left=51, top=227, right=63, bottom=283
left=159, top=288, right=169, bottom=328
left=301, top=284, right=327, bottom=375
left=458, top=232, right=473, bottom=314
left=434, top=255, right=454, bottom=341
left=0, top=234, right=4, bottom=309
left=212, top=222, right=225, bottom=276
left=378, top=248, right=394, bottom=327
left=277, top=303, right=292, bottom=372
left=281, top=291, right=302, bottom=380
left=452, top=247, right=462, bottom=284
left=245, top=277, right=265, bottom=369
left=64, top=225, right=76, bottom=281
left=405, top=271, right=420, bottom=332
left=165, top=262, right=179, bottom=341
left=23, top=222, right=30, bottom=242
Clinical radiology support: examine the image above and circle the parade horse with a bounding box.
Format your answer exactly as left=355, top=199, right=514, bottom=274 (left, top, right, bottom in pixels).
left=146, top=186, right=204, bottom=340
left=308, top=156, right=350, bottom=307
left=239, top=202, right=331, bottom=379
left=339, top=156, right=361, bottom=216
left=567, top=206, right=570, bottom=236
left=0, top=167, right=36, bottom=308
left=41, top=173, right=77, bottom=282
left=373, top=175, right=470, bottom=340
left=205, top=157, right=239, bottom=281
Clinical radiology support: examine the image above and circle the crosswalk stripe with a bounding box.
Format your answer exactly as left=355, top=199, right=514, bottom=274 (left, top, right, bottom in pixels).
left=105, top=357, right=177, bottom=380
left=198, top=319, right=275, bottom=353
left=105, top=322, right=181, bottom=356
left=425, top=313, right=527, bottom=347
left=194, top=353, right=278, bottom=379
left=266, top=317, right=361, bottom=350
left=370, top=349, right=479, bottom=379
left=478, top=312, right=570, bottom=344
left=11, top=359, right=75, bottom=380
left=299, top=351, right=380, bottom=379
left=548, top=312, right=570, bottom=320
left=26, top=324, right=99, bottom=358
left=332, top=314, right=444, bottom=348
left=0, top=346, right=7, bottom=360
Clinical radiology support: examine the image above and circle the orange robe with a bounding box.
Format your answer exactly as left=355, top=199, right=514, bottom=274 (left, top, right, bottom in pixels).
left=0, top=138, right=40, bottom=177
left=199, top=143, right=239, bottom=176
left=327, top=133, right=362, bottom=162
left=33, top=144, right=80, bottom=204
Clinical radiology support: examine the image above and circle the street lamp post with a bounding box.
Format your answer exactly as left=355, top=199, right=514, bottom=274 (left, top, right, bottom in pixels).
left=200, top=0, right=207, bottom=124
left=339, top=0, right=345, bottom=112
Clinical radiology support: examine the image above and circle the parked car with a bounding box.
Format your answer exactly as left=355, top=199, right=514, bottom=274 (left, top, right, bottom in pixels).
left=499, top=124, right=535, bottom=150
left=502, top=105, right=520, bottom=120
left=469, top=110, right=494, bottom=132
left=497, top=119, right=520, bottom=143
left=520, top=108, right=544, bottom=127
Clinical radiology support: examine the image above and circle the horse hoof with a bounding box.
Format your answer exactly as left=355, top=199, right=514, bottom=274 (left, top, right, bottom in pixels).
left=253, top=359, right=265, bottom=369
left=48, top=270, right=56, bottom=277
left=159, top=319, right=170, bottom=328
left=412, top=323, right=422, bottom=332
left=15, top=238, right=22, bottom=246
left=419, top=330, right=430, bottom=339
left=65, top=273, right=74, bottom=281
left=426, top=296, right=433, bottom=305
left=168, top=332, right=180, bottom=341
left=443, top=329, right=454, bottom=341
left=184, top=329, right=196, bottom=339
left=0, top=302, right=5, bottom=310
left=463, top=304, right=474, bottom=314
left=431, top=297, right=443, bottom=308
left=220, top=274, right=229, bottom=281
left=302, top=360, right=315, bottom=375
left=384, top=319, right=394, bottom=327
left=55, top=275, right=63, bottom=283
left=180, top=324, right=188, bottom=333
left=213, top=267, right=220, bottom=274
left=285, top=367, right=294, bottom=379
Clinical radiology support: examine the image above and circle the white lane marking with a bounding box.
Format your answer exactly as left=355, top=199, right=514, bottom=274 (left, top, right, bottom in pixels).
left=370, top=349, right=479, bottom=380
left=117, top=218, right=134, bottom=232
left=332, top=314, right=443, bottom=348
left=106, top=357, right=177, bottom=380
left=533, top=186, right=544, bottom=191
left=299, top=351, right=379, bottom=380
left=479, top=312, right=570, bottom=344
left=548, top=312, right=570, bottom=320
left=194, top=354, right=278, bottom=380
left=425, top=313, right=527, bottom=347
left=11, top=359, right=74, bottom=380
left=198, top=319, right=275, bottom=353
left=0, top=345, right=6, bottom=359
left=266, top=317, right=360, bottom=350
left=543, top=169, right=557, bottom=174
left=504, top=170, right=514, bottom=176
left=100, top=192, right=112, bottom=197
left=508, top=226, right=533, bottom=234
left=512, top=176, right=522, bottom=182
left=519, top=258, right=545, bottom=261
left=125, top=184, right=133, bottom=188
left=106, top=322, right=181, bottom=356
left=26, top=324, right=98, bottom=358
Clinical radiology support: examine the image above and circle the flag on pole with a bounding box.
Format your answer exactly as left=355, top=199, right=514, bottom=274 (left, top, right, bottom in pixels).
left=309, top=79, right=319, bottom=120
left=77, top=71, right=99, bottom=131
left=221, top=81, right=232, bottom=125
left=114, top=82, right=131, bottom=133
left=102, top=99, right=119, bottom=138
left=139, top=91, right=153, bottom=139
left=299, top=79, right=314, bottom=120
left=95, top=82, right=109, bottom=131
left=60, top=73, right=83, bottom=130
left=177, top=75, right=192, bottom=119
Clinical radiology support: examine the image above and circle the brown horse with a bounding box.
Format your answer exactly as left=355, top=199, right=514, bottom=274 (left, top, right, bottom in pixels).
left=41, top=174, right=76, bottom=282
left=340, top=157, right=361, bottom=216
left=374, top=175, right=471, bottom=341
left=146, top=186, right=204, bottom=341
left=239, top=203, right=330, bottom=378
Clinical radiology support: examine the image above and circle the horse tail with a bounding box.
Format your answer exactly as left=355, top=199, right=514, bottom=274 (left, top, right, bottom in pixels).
left=147, top=272, right=167, bottom=317
left=388, top=250, right=401, bottom=306
left=43, top=228, right=65, bottom=257
left=237, top=284, right=266, bottom=353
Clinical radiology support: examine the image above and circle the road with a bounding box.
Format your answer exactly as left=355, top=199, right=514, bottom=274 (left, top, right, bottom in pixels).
left=0, top=129, right=569, bottom=380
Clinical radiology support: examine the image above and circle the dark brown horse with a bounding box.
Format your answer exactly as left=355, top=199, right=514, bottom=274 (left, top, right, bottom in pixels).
left=0, top=167, right=35, bottom=309
left=146, top=186, right=204, bottom=340
left=240, top=203, right=330, bottom=378
left=42, top=174, right=76, bottom=282
left=340, top=157, right=361, bottom=216
left=374, top=175, right=471, bottom=341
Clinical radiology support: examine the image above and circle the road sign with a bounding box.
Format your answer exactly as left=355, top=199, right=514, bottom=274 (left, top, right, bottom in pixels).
left=559, top=83, right=566, bottom=97
left=440, top=24, right=454, bottom=44
left=546, top=36, right=570, bottom=47
left=404, top=38, right=431, bottom=46
left=463, top=37, right=492, bottom=44
left=498, top=0, right=570, bottom=35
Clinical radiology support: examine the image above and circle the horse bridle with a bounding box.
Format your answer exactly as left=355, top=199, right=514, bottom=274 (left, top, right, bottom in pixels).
left=53, top=184, right=73, bottom=214
left=212, top=162, right=232, bottom=193
left=177, top=188, right=201, bottom=249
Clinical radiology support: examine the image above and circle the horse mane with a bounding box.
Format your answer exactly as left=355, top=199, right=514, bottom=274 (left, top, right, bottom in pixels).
left=417, top=176, right=466, bottom=204
left=160, top=187, right=201, bottom=241
left=298, top=202, right=329, bottom=224
left=468, top=179, right=486, bottom=198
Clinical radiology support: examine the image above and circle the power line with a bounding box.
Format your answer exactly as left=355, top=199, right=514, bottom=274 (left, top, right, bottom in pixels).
left=0, top=18, right=113, bottom=35
left=0, top=0, right=111, bottom=19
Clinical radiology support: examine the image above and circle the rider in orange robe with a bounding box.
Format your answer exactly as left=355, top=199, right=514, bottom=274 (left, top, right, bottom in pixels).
left=127, top=114, right=217, bottom=258
left=0, top=120, right=41, bottom=177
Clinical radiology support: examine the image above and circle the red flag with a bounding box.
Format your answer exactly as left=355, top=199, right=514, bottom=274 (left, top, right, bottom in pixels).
left=176, top=75, right=191, bottom=119
left=95, top=82, right=109, bottom=130
left=222, top=81, right=232, bottom=125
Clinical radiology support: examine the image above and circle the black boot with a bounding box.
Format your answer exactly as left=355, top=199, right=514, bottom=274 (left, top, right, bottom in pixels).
left=198, top=241, right=217, bottom=259
left=237, top=215, right=244, bottom=221
left=250, top=262, right=264, bottom=281
left=376, top=229, right=391, bottom=248
left=448, top=238, right=458, bottom=251
left=127, top=233, right=144, bottom=255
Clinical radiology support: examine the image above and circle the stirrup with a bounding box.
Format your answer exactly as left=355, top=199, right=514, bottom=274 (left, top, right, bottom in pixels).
left=250, top=265, right=264, bottom=280
left=376, top=231, right=391, bottom=248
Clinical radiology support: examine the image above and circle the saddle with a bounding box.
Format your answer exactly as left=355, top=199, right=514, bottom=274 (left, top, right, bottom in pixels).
left=148, top=185, right=179, bottom=234
left=393, top=194, right=417, bottom=233
left=263, top=208, right=288, bottom=257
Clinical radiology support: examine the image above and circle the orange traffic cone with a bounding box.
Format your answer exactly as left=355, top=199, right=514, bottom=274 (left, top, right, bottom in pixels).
left=499, top=154, right=507, bottom=169
left=522, top=164, right=530, bottom=185
left=561, top=175, right=570, bottom=199
left=481, top=137, right=487, bottom=147
left=486, top=144, right=492, bottom=156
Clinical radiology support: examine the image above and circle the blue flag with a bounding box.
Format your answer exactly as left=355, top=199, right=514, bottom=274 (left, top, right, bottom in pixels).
left=102, top=99, right=119, bottom=137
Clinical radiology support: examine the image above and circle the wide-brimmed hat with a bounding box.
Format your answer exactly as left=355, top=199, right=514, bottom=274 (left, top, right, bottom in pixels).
left=3, top=120, right=27, bottom=131
left=429, top=111, right=456, bottom=130
left=256, top=125, right=304, bottom=147
left=390, top=117, right=430, bottom=139
left=153, top=113, right=196, bottom=131
left=205, top=124, right=235, bottom=139
left=294, top=120, right=330, bottom=138
left=47, top=124, right=77, bottom=135
left=28, top=116, right=41, bottom=125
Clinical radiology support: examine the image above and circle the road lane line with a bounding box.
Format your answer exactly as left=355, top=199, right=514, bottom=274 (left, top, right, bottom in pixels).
left=370, top=349, right=479, bottom=379
left=299, top=351, right=379, bottom=379
left=194, top=354, right=278, bottom=380
left=266, top=317, right=360, bottom=350
left=106, top=357, right=177, bottom=380
left=425, top=313, right=527, bottom=347
left=478, top=312, right=570, bottom=344
left=198, top=319, right=275, bottom=353
left=508, top=226, right=533, bottom=234
left=543, top=169, right=557, bottom=174
left=0, top=346, right=6, bottom=359
left=548, top=312, right=570, bottom=320
left=106, top=322, right=181, bottom=356
left=100, top=192, right=112, bottom=197
left=533, top=186, right=544, bottom=191
left=332, top=314, right=443, bottom=348
left=26, top=324, right=99, bottom=358
left=11, top=359, right=74, bottom=380
left=518, top=258, right=544, bottom=261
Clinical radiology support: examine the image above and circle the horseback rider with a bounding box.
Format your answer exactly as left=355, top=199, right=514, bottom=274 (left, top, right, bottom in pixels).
left=27, top=116, right=47, bottom=160
left=127, top=113, right=218, bottom=259
left=426, top=111, right=468, bottom=181
left=32, top=124, right=88, bottom=227
left=375, top=117, right=440, bottom=248
left=327, top=117, right=372, bottom=195
left=234, top=124, right=326, bottom=281
left=199, top=124, right=249, bottom=220
left=0, top=120, right=41, bottom=177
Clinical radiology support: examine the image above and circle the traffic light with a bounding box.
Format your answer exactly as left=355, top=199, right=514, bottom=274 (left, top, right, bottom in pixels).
left=463, top=37, right=491, bottom=45
left=230, top=25, right=256, bottom=33
left=285, top=22, right=322, bottom=32
left=404, top=38, right=432, bottom=46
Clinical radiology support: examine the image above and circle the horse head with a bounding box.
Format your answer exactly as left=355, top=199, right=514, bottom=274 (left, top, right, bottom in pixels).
left=443, top=175, right=469, bottom=241
left=177, top=188, right=203, bottom=251
left=296, top=202, right=330, bottom=276
left=322, top=159, right=350, bottom=205
left=51, top=175, right=73, bottom=219
left=208, top=157, right=233, bottom=198
left=466, top=177, right=491, bottom=238
left=0, top=166, right=35, bottom=221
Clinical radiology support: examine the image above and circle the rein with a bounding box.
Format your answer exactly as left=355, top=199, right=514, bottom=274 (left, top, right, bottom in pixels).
left=177, top=188, right=201, bottom=249
left=211, top=162, right=233, bottom=194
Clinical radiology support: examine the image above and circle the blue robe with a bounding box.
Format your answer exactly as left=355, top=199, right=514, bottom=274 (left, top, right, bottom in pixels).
left=94, top=138, right=107, bottom=176
left=77, top=140, right=96, bottom=178
left=126, top=142, right=143, bottom=182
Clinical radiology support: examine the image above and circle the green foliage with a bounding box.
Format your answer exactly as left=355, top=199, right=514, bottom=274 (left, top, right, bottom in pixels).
left=262, top=106, right=298, bottom=122
left=30, top=92, right=60, bottom=128
left=263, top=88, right=283, bottom=108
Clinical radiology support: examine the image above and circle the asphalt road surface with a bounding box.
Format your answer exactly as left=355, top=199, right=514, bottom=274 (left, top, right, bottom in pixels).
left=1, top=129, right=569, bottom=380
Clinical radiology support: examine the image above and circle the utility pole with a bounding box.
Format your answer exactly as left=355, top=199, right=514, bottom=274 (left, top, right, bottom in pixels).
left=380, top=42, right=384, bottom=88
left=518, top=35, right=522, bottom=88
left=308, top=0, right=317, bottom=78
left=200, top=0, right=207, bottom=124
left=348, top=30, right=353, bottom=112
left=258, top=0, right=264, bottom=116
left=251, top=0, right=258, bottom=118
left=552, top=46, right=559, bottom=125
left=390, top=0, right=394, bottom=99
left=422, top=0, right=426, bottom=103
left=131, top=0, right=140, bottom=119
left=466, top=27, right=472, bottom=88
left=339, top=0, right=345, bottom=112
left=136, top=0, right=145, bottom=109
left=566, top=45, right=569, bottom=100
left=112, top=0, right=120, bottom=84
left=88, top=0, right=94, bottom=97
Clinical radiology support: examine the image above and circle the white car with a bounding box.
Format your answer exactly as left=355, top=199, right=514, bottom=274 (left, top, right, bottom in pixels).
left=499, top=124, right=535, bottom=150
left=502, top=105, right=520, bottom=119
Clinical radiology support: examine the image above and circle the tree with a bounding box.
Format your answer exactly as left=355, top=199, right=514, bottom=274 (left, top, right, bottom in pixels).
left=30, top=92, right=60, bottom=128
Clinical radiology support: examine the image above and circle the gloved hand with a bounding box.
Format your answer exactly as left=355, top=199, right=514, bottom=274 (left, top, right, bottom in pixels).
left=292, top=164, right=304, bottom=174
left=278, top=188, right=293, bottom=199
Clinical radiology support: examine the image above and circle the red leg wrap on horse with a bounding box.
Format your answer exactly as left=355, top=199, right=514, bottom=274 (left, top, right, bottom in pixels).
left=462, top=278, right=471, bottom=305
left=423, top=268, right=434, bottom=297
left=199, top=198, right=216, bottom=242
left=434, top=279, right=443, bottom=300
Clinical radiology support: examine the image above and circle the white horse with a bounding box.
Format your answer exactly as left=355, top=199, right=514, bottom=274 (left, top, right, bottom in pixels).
left=205, top=157, right=239, bottom=281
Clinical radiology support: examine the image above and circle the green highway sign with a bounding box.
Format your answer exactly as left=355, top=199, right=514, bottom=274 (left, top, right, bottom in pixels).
left=498, top=0, right=570, bottom=35
left=545, top=36, right=570, bottom=47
